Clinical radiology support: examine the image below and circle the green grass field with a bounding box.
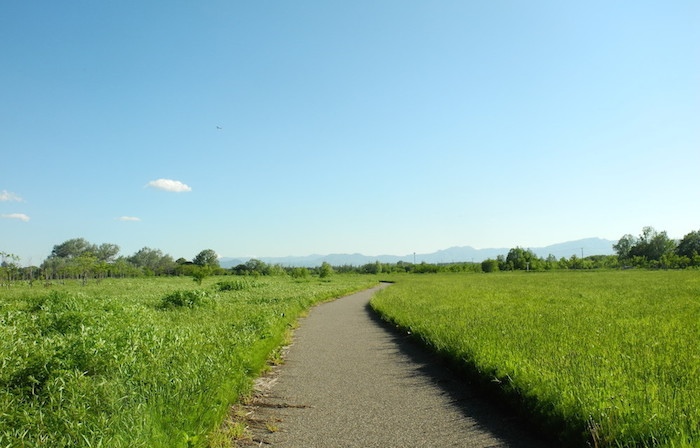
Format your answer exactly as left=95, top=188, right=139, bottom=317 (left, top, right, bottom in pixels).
left=0, top=275, right=377, bottom=447
left=371, top=270, right=700, bottom=447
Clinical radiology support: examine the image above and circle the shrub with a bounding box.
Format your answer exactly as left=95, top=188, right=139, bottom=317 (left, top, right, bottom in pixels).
left=319, top=262, right=334, bottom=279
left=159, top=290, right=212, bottom=309
left=190, top=266, right=212, bottom=285
left=289, top=267, right=309, bottom=279
left=216, top=279, right=254, bottom=291
left=481, top=258, right=499, bottom=273
left=29, top=290, right=78, bottom=313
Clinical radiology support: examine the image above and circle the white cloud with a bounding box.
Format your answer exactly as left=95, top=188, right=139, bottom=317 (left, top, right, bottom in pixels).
left=1, top=213, right=30, bottom=222
left=117, top=216, right=141, bottom=222
left=146, top=179, right=192, bottom=192
left=0, top=190, right=23, bottom=202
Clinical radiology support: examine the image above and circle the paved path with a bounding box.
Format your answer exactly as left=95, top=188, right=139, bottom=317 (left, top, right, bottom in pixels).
left=239, top=284, right=550, bottom=447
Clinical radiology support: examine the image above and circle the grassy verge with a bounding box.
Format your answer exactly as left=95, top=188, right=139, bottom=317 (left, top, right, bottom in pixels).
left=0, top=274, right=377, bottom=447
left=370, top=270, right=700, bottom=447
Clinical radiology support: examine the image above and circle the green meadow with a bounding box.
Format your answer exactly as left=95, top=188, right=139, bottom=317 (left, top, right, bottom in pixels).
left=371, top=270, right=700, bottom=447
left=0, top=275, right=377, bottom=447
left=4, top=268, right=699, bottom=447
left=371, top=271, right=700, bottom=447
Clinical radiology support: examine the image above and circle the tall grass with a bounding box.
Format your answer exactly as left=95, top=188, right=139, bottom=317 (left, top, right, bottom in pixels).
left=370, top=271, right=700, bottom=447
left=0, top=275, right=377, bottom=447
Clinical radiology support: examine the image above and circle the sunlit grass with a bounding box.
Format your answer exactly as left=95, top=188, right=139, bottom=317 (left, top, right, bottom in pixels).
left=370, top=270, right=700, bottom=447
left=0, top=275, right=377, bottom=447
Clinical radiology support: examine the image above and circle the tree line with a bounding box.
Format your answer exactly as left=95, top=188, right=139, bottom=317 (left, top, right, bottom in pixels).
left=1, top=238, right=225, bottom=285
left=478, top=226, right=700, bottom=272
left=2, top=227, right=699, bottom=285
left=612, top=226, right=700, bottom=269
left=0, top=238, right=338, bottom=285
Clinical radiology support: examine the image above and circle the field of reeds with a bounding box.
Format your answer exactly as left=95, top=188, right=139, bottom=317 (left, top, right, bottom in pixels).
left=370, top=270, right=700, bottom=447
left=0, top=275, right=377, bottom=447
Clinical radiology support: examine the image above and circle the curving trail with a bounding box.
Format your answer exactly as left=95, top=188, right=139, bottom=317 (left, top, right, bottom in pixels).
left=238, top=283, right=551, bottom=447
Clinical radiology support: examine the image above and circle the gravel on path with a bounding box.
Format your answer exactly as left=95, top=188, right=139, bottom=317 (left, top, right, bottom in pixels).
left=237, top=283, right=551, bottom=447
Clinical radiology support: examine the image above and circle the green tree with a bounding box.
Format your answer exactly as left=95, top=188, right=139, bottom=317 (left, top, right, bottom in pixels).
left=644, top=227, right=671, bottom=259
left=629, top=227, right=676, bottom=263
left=111, top=257, right=140, bottom=278
left=289, top=267, right=310, bottom=279
left=191, top=266, right=212, bottom=285
left=0, top=252, right=21, bottom=286
left=319, top=261, right=334, bottom=278
left=568, top=254, right=586, bottom=270
left=41, top=256, right=66, bottom=280
left=544, top=254, right=559, bottom=270
left=128, top=247, right=176, bottom=275
left=231, top=264, right=249, bottom=275
left=156, top=254, right=177, bottom=275
left=193, top=249, right=220, bottom=268
left=613, top=234, right=636, bottom=261
left=496, top=255, right=507, bottom=271
left=481, top=258, right=499, bottom=273
left=505, top=247, right=540, bottom=270
left=43, top=238, right=121, bottom=280
left=245, top=259, right=267, bottom=275
left=396, top=261, right=413, bottom=273
left=413, top=262, right=439, bottom=273
left=174, top=258, right=197, bottom=276
left=95, top=243, right=120, bottom=262
left=50, top=238, right=97, bottom=259
left=264, top=263, right=287, bottom=276
left=615, top=227, right=676, bottom=267
left=676, top=229, right=700, bottom=261
left=75, top=253, right=97, bottom=285
left=361, top=261, right=383, bottom=274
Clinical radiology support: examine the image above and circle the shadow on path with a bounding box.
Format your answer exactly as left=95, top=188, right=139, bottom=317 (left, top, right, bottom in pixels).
left=364, top=301, right=554, bottom=448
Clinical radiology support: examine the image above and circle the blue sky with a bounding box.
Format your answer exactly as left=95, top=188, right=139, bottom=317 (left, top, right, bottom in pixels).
left=2, top=1, right=698, bottom=264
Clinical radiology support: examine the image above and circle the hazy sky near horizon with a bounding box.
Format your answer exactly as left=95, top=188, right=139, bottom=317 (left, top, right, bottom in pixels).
left=2, top=1, right=698, bottom=264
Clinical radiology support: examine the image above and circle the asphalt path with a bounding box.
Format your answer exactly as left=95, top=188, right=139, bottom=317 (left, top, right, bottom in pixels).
left=239, top=283, right=551, bottom=447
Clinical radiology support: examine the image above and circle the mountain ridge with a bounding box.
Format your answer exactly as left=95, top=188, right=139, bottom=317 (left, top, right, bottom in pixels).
left=219, top=237, right=615, bottom=268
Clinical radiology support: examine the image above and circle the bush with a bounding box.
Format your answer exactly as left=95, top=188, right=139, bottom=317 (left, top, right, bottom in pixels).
left=319, top=262, right=334, bottom=279
left=216, top=279, right=254, bottom=291
left=289, top=267, right=309, bottom=279
left=481, top=259, right=499, bottom=273
left=29, top=290, right=78, bottom=313
left=190, top=267, right=211, bottom=285
left=159, top=290, right=213, bottom=309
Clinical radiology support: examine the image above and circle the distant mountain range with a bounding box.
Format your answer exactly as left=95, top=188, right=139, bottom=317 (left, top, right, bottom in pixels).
left=218, top=237, right=616, bottom=268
